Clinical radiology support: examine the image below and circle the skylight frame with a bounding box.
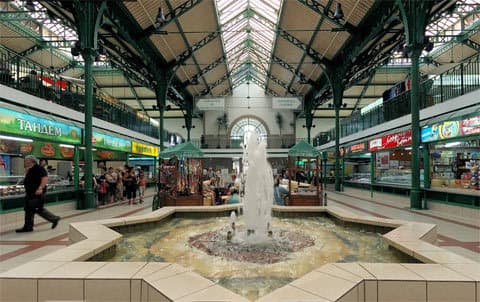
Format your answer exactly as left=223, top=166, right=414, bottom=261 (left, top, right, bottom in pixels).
left=216, top=0, right=281, bottom=89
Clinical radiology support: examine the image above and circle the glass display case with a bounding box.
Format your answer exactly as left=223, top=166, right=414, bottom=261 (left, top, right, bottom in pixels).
left=349, top=173, right=371, bottom=183
left=429, top=139, right=480, bottom=191
left=0, top=174, right=72, bottom=198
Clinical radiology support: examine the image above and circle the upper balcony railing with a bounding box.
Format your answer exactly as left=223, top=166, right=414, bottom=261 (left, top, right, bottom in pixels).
left=0, top=46, right=160, bottom=139
left=314, top=54, right=480, bottom=147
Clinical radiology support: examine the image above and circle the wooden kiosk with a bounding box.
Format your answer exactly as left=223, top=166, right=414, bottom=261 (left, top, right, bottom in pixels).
left=287, top=140, right=323, bottom=206
left=158, top=142, right=203, bottom=206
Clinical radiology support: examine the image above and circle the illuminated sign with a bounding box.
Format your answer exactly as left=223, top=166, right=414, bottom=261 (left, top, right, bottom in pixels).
left=92, top=131, right=131, bottom=152
left=369, top=130, right=412, bottom=151
left=422, top=114, right=480, bottom=142
left=348, top=143, right=366, bottom=153
left=0, top=107, right=81, bottom=144
left=132, top=141, right=159, bottom=157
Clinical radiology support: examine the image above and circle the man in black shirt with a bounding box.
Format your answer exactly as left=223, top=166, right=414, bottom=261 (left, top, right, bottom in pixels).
left=16, top=155, right=60, bottom=233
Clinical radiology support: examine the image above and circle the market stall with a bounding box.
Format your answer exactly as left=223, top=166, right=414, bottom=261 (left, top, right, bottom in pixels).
left=158, top=142, right=203, bottom=206
left=0, top=107, right=82, bottom=211
left=287, top=140, right=323, bottom=206
left=421, top=113, right=479, bottom=207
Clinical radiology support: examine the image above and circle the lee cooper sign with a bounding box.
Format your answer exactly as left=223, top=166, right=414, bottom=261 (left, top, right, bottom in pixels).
left=368, top=130, right=412, bottom=151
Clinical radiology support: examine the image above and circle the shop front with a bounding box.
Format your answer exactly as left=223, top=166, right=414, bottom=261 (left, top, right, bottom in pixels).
left=0, top=107, right=82, bottom=211
left=342, top=142, right=372, bottom=189
left=422, top=114, right=479, bottom=207
left=92, top=131, right=131, bottom=175
left=130, top=141, right=159, bottom=185
left=362, top=129, right=416, bottom=195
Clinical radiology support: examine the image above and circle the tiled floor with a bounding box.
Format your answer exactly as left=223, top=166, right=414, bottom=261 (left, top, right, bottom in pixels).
left=0, top=187, right=478, bottom=275
left=326, top=187, right=480, bottom=262
left=0, top=190, right=155, bottom=273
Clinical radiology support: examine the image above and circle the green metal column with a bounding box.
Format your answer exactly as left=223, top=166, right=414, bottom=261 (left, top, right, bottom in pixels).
left=184, top=97, right=193, bottom=142
left=155, top=73, right=169, bottom=151
left=77, top=0, right=106, bottom=209
left=82, top=50, right=95, bottom=209
left=410, top=49, right=423, bottom=208
left=125, top=154, right=129, bottom=167
left=397, top=0, right=434, bottom=209
left=332, top=81, right=344, bottom=192
left=322, top=152, right=327, bottom=191
left=305, top=111, right=313, bottom=144
left=153, top=156, right=158, bottom=178
left=423, top=144, right=430, bottom=189
left=74, top=145, right=80, bottom=190
left=370, top=152, right=375, bottom=198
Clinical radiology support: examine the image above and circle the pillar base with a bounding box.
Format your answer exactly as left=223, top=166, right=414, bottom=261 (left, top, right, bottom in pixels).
left=410, top=189, right=423, bottom=209
left=84, top=191, right=96, bottom=209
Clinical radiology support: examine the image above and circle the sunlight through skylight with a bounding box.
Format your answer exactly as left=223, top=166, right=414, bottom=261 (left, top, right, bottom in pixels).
left=216, top=0, right=281, bottom=88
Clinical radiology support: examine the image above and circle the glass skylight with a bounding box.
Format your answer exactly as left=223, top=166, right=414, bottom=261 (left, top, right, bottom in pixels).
left=216, top=0, right=281, bottom=88
left=11, top=0, right=78, bottom=58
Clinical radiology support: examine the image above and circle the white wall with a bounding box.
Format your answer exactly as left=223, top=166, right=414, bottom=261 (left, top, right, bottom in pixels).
left=163, top=118, right=203, bottom=140
left=295, top=118, right=335, bottom=140
left=203, top=83, right=295, bottom=136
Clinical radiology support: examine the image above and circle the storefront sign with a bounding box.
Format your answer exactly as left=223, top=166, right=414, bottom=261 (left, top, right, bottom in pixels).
left=0, top=107, right=81, bottom=144
left=348, top=143, right=366, bottom=153
left=92, top=131, right=131, bottom=152
left=460, top=115, right=480, bottom=136
left=132, top=141, right=159, bottom=157
left=369, top=130, right=412, bottom=151
left=422, top=115, right=480, bottom=142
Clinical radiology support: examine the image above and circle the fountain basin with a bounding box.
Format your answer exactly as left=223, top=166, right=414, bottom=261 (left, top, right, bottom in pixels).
left=0, top=205, right=478, bottom=302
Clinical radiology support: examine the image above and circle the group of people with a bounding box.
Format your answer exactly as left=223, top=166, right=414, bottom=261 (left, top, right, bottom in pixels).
left=82, top=165, right=146, bottom=206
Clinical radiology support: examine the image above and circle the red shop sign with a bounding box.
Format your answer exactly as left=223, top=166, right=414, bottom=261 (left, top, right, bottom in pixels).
left=368, top=130, right=412, bottom=151
left=349, top=143, right=366, bottom=153
left=461, top=115, right=480, bottom=136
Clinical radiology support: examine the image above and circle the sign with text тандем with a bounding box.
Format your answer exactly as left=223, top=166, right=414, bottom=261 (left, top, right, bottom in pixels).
left=196, top=98, right=225, bottom=111
left=0, top=107, right=81, bottom=144
left=272, top=97, right=302, bottom=110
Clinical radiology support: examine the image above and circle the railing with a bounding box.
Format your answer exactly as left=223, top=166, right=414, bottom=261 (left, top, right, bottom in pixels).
left=313, top=54, right=480, bottom=147
left=197, top=135, right=296, bottom=149
left=0, top=46, right=160, bottom=139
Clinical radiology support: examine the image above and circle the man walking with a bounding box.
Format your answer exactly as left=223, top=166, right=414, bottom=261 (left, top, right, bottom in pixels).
left=16, top=155, right=60, bottom=233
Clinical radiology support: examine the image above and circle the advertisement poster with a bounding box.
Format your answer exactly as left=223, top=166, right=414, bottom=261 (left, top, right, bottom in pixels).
left=0, top=155, right=10, bottom=176
left=93, top=149, right=127, bottom=161
left=0, top=140, right=75, bottom=159
left=92, top=131, right=131, bottom=152
left=422, top=114, right=480, bottom=142
left=0, top=107, right=81, bottom=144
left=376, top=152, right=390, bottom=169
left=439, top=121, right=460, bottom=140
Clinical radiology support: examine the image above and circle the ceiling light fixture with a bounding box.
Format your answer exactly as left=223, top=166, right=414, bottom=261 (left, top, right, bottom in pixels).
left=333, top=3, right=344, bottom=20
left=25, top=0, right=35, bottom=11
left=0, top=135, right=33, bottom=142
left=155, top=7, right=166, bottom=28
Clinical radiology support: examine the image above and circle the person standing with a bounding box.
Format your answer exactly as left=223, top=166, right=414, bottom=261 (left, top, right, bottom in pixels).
left=16, top=155, right=60, bottom=233
left=137, top=172, right=146, bottom=203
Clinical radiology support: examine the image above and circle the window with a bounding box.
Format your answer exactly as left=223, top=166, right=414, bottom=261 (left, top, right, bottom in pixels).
left=230, top=117, right=268, bottom=144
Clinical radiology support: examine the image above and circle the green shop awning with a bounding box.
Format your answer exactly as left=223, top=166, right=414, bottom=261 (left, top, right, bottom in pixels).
left=288, top=140, right=320, bottom=157
left=159, top=142, right=204, bottom=159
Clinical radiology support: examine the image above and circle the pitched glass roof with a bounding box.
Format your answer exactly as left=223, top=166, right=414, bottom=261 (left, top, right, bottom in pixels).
left=216, top=0, right=281, bottom=89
